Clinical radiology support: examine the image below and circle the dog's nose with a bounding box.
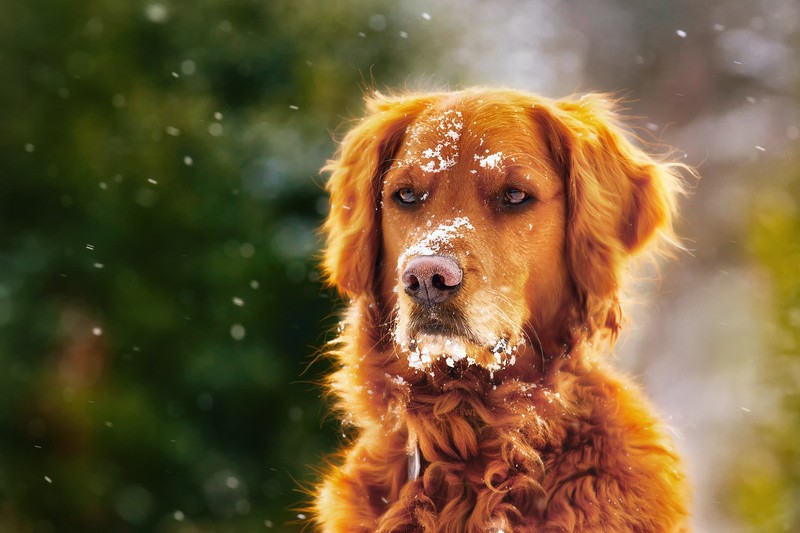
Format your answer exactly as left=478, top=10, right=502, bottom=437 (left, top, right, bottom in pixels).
left=402, top=255, right=463, bottom=305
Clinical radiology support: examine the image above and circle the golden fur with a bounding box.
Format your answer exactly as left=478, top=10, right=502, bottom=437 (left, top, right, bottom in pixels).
left=312, top=88, right=690, bottom=532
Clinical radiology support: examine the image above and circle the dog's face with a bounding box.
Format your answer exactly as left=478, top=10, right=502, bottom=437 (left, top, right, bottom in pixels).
left=322, top=89, right=682, bottom=375
left=379, top=100, right=569, bottom=370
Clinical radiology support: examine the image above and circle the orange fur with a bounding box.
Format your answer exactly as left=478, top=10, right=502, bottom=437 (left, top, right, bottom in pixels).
left=312, top=88, right=690, bottom=532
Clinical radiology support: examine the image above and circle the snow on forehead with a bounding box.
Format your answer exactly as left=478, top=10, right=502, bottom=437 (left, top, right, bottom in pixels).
left=404, top=109, right=463, bottom=174
left=409, top=108, right=463, bottom=140
left=474, top=150, right=504, bottom=170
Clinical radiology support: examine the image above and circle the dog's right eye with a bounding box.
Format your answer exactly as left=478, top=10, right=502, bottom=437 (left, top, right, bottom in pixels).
left=503, top=188, right=530, bottom=206
left=395, top=188, right=417, bottom=205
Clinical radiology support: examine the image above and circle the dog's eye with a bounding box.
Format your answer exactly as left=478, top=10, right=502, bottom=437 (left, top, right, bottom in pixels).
left=503, top=189, right=530, bottom=206
left=395, top=188, right=417, bottom=205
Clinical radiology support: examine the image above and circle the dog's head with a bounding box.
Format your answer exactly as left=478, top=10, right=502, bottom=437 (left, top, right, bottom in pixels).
left=322, top=89, right=683, bottom=373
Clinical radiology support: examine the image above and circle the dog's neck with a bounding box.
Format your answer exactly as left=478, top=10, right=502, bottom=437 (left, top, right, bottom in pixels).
left=394, top=365, right=573, bottom=493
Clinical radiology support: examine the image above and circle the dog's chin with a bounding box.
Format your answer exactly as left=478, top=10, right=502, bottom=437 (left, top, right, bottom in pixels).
left=394, top=328, right=524, bottom=373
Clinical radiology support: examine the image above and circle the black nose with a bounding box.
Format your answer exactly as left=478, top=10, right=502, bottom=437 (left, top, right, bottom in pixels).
left=401, top=255, right=463, bottom=305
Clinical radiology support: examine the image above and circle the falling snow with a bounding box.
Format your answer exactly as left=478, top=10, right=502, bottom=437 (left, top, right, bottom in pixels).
left=145, top=4, right=169, bottom=23
left=230, top=324, right=245, bottom=340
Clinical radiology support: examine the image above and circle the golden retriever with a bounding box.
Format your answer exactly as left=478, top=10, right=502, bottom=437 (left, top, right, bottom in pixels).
left=311, top=88, right=690, bottom=532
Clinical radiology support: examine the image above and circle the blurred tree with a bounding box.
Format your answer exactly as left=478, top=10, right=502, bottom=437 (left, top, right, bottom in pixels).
left=0, top=0, right=447, bottom=530
left=731, top=160, right=800, bottom=532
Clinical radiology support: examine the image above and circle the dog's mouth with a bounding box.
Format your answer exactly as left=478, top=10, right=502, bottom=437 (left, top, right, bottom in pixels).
left=408, top=304, right=473, bottom=339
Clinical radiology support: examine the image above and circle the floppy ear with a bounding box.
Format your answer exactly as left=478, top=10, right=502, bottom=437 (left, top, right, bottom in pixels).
left=321, top=93, right=432, bottom=297
left=536, top=94, right=685, bottom=334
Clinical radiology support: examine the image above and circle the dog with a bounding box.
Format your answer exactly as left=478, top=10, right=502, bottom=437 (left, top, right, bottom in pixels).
left=311, top=88, right=690, bottom=532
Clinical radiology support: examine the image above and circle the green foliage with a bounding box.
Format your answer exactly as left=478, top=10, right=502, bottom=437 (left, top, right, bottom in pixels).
left=732, top=164, right=800, bottom=532
left=0, top=1, right=449, bottom=530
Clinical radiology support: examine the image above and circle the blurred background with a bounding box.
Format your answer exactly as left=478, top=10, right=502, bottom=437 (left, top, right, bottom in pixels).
left=0, top=0, right=797, bottom=531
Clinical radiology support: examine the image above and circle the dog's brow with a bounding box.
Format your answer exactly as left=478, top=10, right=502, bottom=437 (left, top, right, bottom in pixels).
left=506, top=165, right=532, bottom=181
left=383, top=164, right=413, bottom=185
left=504, top=160, right=562, bottom=197
left=499, top=165, right=541, bottom=191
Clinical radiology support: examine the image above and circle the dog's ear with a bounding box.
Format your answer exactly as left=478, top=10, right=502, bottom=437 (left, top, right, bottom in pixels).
left=321, top=92, right=431, bottom=297
left=535, top=94, right=686, bottom=333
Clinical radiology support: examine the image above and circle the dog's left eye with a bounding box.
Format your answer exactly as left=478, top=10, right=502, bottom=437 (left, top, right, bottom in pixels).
left=503, top=189, right=530, bottom=206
